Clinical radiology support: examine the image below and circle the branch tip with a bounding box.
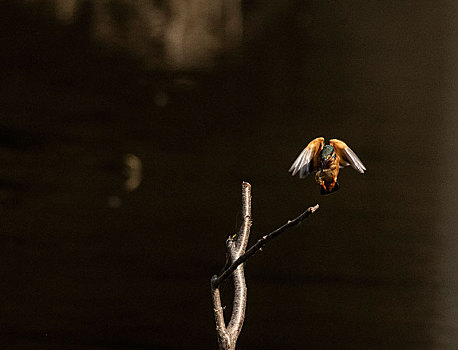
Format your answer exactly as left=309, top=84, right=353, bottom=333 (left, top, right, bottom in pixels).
left=211, top=275, right=218, bottom=288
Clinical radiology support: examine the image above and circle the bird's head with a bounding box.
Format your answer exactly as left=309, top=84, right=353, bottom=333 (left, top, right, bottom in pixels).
left=320, top=145, right=335, bottom=170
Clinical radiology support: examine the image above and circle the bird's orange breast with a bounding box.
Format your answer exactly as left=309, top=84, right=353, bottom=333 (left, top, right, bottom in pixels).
left=316, top=157, right=340, bottom=182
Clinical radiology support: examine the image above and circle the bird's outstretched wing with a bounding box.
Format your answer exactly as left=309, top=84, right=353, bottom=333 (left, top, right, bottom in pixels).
left=289, top=137, right=324, bottom=178
left=329, top=139, right=366, bottom=173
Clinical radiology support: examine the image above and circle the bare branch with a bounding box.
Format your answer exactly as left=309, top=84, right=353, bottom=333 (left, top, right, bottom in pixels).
left=210, top=181, right=319, bottom=350
left=226, top=182, right=251, bottom=339
left=211, top=182, right=252, bottom=350
left=233, top=181, right=252, bottom=255
left=212, top=203, right=319, bottom=288
left=211, top=276, right=232, bottom=349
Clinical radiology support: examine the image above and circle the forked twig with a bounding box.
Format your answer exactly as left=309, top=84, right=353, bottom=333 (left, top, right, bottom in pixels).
left=210, top=182, right=319, bottom=349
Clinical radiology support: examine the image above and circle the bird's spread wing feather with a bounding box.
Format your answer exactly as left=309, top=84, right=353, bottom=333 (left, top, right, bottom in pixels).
left=289, top=137, right=324, bottom=178
left=329, top=139, right=366, bottom=173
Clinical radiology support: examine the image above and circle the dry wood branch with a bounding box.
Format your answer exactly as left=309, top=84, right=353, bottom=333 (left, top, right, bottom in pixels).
left=210, top=182, right=319, bottom=350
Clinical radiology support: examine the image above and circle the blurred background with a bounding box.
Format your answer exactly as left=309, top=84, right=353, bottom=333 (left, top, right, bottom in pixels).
left=1, top=1, right=458, bottom=349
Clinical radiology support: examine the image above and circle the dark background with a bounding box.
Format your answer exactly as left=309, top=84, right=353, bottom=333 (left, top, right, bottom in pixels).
left=1, top=1, right=458, bottom=349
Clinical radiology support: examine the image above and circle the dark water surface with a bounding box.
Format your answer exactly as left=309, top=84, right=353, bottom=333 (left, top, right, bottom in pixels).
left=1, top=1, right=457, bottom=349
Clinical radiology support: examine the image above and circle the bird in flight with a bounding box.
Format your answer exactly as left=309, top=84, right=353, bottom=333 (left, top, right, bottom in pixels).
left=289, top=137, right=366, bottom=194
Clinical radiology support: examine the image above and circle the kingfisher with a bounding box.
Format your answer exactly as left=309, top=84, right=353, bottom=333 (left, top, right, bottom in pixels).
left=289, top=137, right=366, bottom=194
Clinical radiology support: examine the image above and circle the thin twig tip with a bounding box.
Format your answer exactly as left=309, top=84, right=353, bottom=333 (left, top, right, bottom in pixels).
left=211, top=275, right=219, bottom=288
left=310, top=204, right=319, bottom=213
